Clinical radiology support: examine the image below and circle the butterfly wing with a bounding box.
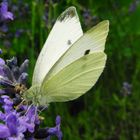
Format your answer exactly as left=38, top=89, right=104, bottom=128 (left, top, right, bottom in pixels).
left=44, top=20, right=109, bottom=81
left=32, top=7, right=83, bottom=85
left=40, top=52, right=106, bottom=104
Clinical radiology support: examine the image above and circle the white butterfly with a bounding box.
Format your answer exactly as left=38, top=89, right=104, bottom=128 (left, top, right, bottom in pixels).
left=24, top=6, right=109, bottom=105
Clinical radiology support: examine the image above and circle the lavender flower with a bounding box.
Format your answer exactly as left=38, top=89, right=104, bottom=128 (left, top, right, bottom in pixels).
left=47, top=116, right=62, bottom=140
left=0, top=57, right=5, bottom=65
left=0, top=1, right=14, bottom=50
left=121, top=82, right=132, bottom=96
left=0, top=56, right=62, bottom=139
left=0, top=49, right=2, bottom=54
left=129, top=0, right=140, bottom=13
left=33, top=115, right=62, bottom=140
left=82, top=9, right=99, bottom=28
left=0, top=23, right=8, bottom=33
left=0, top=1, right=14, bottom=21
left=15, top=29, right=24, bottom=38
left=0, top=96, right=38, bottom=139
left=0, top=57, right=29, bottom=95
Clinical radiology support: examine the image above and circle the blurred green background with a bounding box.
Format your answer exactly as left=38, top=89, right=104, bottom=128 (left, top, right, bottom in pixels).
left=0, top=0, right=140, bottom=139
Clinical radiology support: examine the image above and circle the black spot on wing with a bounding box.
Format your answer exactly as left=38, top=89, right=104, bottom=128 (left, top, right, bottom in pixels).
left=84, top=49, right=90, bottom=55
left=67, top=40, right=72, bottom=45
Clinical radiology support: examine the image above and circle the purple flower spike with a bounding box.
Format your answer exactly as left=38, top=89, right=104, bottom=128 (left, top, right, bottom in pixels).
left=0, top=89, right=7, bottom=95
left=19, top=59, right=29, bottom=73
left=0, top=1, right=14, bottom=21
left=5, top=113, right=25, bottom=139
left=0, top=57, right=62, bottom=139
left=0, top=111, right=6, bottom=120
left=1, top=95, right=13, bottom=113
left=0, top=58, right=5, bottom=66
left=0, top=124, right=10, bottom=138
left=0, top=24, right=8, bottom=33
left=7, top=57, right=17, bottom=68
left=0, top=66, right=5, bottom=77
left=56, top=115, right=61, bottom=125
left=18, top=72, right=28, bottom=85
left=25, top=106, right=39, bottom=133
left=6, top=113, right=18, bottom=136
left=0, top=49, right=2, bottom=54
left=47, top=115, right=62, bottom=140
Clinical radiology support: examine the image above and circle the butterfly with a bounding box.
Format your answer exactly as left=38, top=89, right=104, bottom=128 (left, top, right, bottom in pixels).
left=23, top=6, right=109, bottom=105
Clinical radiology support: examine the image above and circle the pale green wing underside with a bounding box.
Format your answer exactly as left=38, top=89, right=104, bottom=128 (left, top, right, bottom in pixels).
left=32, top=7, right=83, bottom=85
left=39, top=52, right=106, bottom=104
left=44, top=20, right=109, bottom=81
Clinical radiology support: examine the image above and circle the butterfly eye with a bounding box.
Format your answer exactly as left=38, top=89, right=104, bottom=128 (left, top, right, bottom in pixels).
left=67, top=40, right=72, bottom=45
left=84, top=49, right=90, bottom=55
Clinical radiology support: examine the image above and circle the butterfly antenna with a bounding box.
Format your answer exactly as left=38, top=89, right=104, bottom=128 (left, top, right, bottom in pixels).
left=24, top=103, right=34, bottom=115
left=15, top=99, right=26, bottom=111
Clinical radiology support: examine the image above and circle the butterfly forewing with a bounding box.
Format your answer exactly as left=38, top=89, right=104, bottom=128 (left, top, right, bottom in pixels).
left=43, top=20, right=109, bottom=81
left=32, top=7, right=83, bottom=85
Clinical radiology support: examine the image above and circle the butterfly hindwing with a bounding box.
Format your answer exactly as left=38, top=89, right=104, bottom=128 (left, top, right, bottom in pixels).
left=40, top=52, right=106, bottom=104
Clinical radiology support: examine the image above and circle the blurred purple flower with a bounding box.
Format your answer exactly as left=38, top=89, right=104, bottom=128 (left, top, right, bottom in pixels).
left=0, top=1, right=14, bottom=21
left=83, top=9, right=99, bottom=27
left=0, top=58, right=5, bottom=65
left=3, top=40, right=11, bottom=48
left=15, top=29, right=24, bottom=38
left=0, top=124, right=10, bottom=138
left=47, top=115, right=62, bottom=140
left=121, top=82, right=132, bottom=96
left=129, top=2, right=137, bottom=12
left=0, top=24, right=8, bottom=33
left=129, top=0, right=140, bottom=12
